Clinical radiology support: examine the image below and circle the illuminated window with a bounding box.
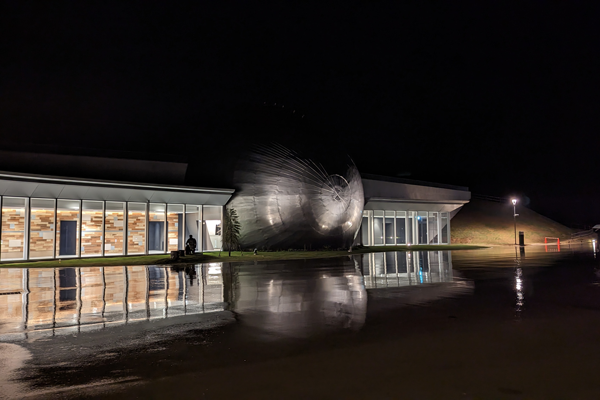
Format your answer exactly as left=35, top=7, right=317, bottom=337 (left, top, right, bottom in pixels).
left=167, top=204, right=184, bottom=252
left=81, top=201, right=103, bottom=257
left=1, top=197, right=28, bottom=261
left=105, top=202, right=125, bottom=255
left=127, top=203, right=146, bottom=255
left=428, top=212, right=438, bottom=244
left=385, top=211, right=395, bottom=245
left=395, top=211, right=406, bottom=245
left=361, top=210, right=371, bottom=246
left=407, top=211, right=416, bottom=245
left=29, top=199, right=56, bottom=259
left=373, top=210, right=384, bottom=245
left=56, top=200, right=81, bottom=258
left=149, top=204, right=166, bottom=254
left=185, top=205, right=201, bottom=251
left=440, top=213, right=449, bottom=244
left=203, top=206, right=222, bottom=250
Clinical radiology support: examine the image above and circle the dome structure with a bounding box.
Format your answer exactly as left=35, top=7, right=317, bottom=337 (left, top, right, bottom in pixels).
left=228, top=145, right=364, bottom=249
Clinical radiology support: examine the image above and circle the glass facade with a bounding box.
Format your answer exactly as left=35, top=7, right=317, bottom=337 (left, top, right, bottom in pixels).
left=373, top=210, right=384, bottom=245
left=417, top=211, right=428, bottom=244
left=361, top=211, right=370, bottom=245
left=395, top=211, right=406, bottom=244
left=29, top=199, right=55, bottom=259
left=0, top=196, right=223, bottom=261
left=407, top=211, right=415, bottom=245
left=127, top=203, right=147, bottom=255
left=81, top=201, right=103, bottom=257
left=441, top=213, right=449, bottom=244
left=185, top=205, right=201, bottom=251
left=167, top=204, right=184, bottom=252
left=56, top=200, right=81, bottom=258
left=360, top=210, right=451, bottom=246
left=203, top=206, right=222, bottom=251
left=105, top=202, right=125, bottom=255
left=384, top=211, right=395, bottom=245
left=1, top=197, right=27, bottom=261
left=148, top=203, right=166, bottom=254
left=428, top=212, right=438, bottom=244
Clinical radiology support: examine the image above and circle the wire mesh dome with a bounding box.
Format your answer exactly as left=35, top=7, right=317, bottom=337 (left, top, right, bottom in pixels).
left=228, top=145, right=364, bottom=249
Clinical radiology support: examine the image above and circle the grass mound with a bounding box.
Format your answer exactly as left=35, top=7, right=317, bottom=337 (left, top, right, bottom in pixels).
left=451, top=198, right=574, bottom=245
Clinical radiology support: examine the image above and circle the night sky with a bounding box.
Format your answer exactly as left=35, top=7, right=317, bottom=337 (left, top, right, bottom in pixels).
left=2, top=2, right=599, bottom=227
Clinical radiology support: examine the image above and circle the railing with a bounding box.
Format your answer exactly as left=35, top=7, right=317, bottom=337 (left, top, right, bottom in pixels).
left=570, top=224, right=596, bottom=230
left=571, top=229, right=594, bottom=239
left=544, top=237, right=560, bottom=244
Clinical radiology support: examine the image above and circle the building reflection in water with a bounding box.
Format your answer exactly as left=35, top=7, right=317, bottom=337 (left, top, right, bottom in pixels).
left=232, top=262, right=367, bottom=337
left=0, top=264, right=224, bottom=339
left=231, top=251, right=458, bottom=338
left=0, top=251, right=461, bottom=340
left=357, top=251, right=453, bottom=289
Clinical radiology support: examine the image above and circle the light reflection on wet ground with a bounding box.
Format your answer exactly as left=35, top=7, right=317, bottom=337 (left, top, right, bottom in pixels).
left=2, top=245, right=600, bottom=398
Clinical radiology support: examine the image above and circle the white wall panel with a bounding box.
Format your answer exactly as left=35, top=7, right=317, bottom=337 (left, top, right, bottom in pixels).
left=0, top=175, right=233, bottom=206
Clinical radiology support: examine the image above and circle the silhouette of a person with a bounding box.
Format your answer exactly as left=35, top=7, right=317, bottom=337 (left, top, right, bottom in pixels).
left=186, top=235, right=197, bottom=255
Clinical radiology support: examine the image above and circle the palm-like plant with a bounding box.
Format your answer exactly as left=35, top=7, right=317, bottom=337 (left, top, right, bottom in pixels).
left=222, top=207, right=241, bottom=256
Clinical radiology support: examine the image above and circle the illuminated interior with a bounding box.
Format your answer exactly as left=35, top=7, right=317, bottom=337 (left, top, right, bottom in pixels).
left=29, top=198, right=55, bottom=259
left=1, top=197, right=27, bottom=260
left=105, top=201, right=125, bottom=255
left=56, top=199, right=81, bottom=258
left=360, top=210, right=451, bottom=246
left=167, top=204, right=184, bottom=252
left=0, top=197, right=223, bottom=261
left=81, top=200, right=103, bottom=257
left=127, top=203, right=146, bottom=255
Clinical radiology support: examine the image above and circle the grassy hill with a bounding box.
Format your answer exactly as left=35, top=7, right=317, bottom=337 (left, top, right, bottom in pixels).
left=451, top=198, right=575, bottom=245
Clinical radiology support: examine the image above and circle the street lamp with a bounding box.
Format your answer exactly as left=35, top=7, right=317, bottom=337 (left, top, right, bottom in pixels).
left=511, top=198, right=518, bottom=245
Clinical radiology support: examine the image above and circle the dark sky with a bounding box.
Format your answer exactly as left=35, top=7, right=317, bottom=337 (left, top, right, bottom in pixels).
left=2, top=1, right=600, bottom=226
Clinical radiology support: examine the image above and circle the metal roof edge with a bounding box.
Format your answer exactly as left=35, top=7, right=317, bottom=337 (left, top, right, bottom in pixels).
left=0, top=171, right=235, bottom=194
left=362, top=173, right=470, bottom=192
left=0, top=145, right=188, bottom=164
left=366, top=198, right=470, bottom=204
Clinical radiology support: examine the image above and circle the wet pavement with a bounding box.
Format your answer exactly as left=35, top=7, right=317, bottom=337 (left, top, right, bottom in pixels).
left=1, top=245, right=600, bottom=399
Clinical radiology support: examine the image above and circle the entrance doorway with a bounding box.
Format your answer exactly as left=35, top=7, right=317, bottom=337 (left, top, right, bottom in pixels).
left=59, top=221, right=77, bottom=256
left=148, top=221, right=165, bottom=252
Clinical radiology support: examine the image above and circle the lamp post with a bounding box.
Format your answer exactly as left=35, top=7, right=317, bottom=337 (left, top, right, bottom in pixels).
left=511, top=198, right=518, bottom=245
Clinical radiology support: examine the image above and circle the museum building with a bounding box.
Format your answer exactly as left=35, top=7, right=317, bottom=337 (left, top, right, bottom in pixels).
left=0, top=150, right=233, bottom=262
left=0, top=150, right=469, bottom=262
left=358, top=174, right=471, bottom=246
